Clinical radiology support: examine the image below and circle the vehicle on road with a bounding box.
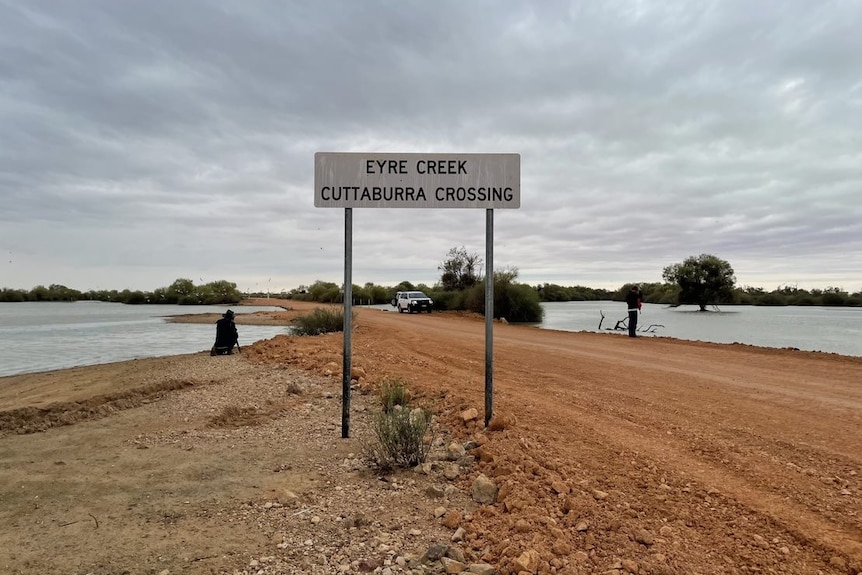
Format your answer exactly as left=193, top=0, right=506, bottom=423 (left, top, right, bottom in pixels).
left=396, top=291, right=434, bottom=313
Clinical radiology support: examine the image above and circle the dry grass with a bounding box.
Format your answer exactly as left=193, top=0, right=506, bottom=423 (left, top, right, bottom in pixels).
left=207, top=405, right=266, bottom=428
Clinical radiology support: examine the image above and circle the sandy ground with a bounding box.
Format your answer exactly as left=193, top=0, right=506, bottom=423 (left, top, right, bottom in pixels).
left=1, top=299, right=860, bottom=575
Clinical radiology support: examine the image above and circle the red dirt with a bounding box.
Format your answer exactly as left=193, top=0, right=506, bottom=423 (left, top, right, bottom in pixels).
left=244, top=299, right=862, bottom=575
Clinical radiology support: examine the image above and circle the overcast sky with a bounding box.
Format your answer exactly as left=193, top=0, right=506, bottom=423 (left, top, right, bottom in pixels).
left=2, top=0, right=861, bottom=294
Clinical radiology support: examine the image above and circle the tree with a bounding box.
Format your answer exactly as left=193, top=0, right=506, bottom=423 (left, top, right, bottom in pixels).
left=662, top=254, right=736, bottom=311
left=463, top=267, right=544, bottom=322
left=166, top=278, right=195, bottom=304
left=438, top=246, right=482, bottom=291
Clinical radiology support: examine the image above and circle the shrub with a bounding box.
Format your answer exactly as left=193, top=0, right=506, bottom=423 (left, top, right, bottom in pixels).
left=380, top=378, right=409, bottom=412
left=364, top=406, right=433, bottom=471
left=285, top=381, right=303, bottom=395
left=291, top=307, right=351, bottom=336
left=464, top=271, right=545, bottom=322
left=208, top=406, right=263, bottom=428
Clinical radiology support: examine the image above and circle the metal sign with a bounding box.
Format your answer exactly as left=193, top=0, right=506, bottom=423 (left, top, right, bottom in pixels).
left=314, top=152, right=520, bottom=209
left=316, top=151, right=521, bottom=437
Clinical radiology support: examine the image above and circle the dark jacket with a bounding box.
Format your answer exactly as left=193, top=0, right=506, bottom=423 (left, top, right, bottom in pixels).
left=625, top=289, right=643, bottom=311
left=214, top=317, right=238, bottom=349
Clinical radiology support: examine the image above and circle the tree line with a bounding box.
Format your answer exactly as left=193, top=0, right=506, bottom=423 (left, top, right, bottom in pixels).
left=3, top=252, right=860, bottom=314
left=0, top=278, right=243, bottom=305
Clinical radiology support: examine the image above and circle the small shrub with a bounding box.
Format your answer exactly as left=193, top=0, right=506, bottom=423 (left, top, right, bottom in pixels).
left=285, top=381, right=303, bottom=395
left=291, top=308, right=352, bottom=336
left=380, top=378, right=409, bottom=412
left=364, top=406, right=433, bottom=471
left=208, top=405, right=262, bottom=428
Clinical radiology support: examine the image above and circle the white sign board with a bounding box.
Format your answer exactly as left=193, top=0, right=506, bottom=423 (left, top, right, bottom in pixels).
left=314, top=152, right=520, bottom=209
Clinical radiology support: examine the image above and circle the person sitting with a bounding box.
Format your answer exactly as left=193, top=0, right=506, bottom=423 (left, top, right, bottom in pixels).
left=211, top=310, right=239, bottom=355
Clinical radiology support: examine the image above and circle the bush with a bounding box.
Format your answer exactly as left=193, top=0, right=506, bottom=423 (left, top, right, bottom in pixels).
left=364, top=406, right=433, bottom=471
left=380, top=378, right=409, bottom=412
left=464, top=272, right=545, bottom=323
left=291, top=308, right=350, bottom=336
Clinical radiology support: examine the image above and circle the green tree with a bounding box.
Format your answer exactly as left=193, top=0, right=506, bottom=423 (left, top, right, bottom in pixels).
left=438, top=246, right=482, bottom=291
left=201, top=280, right=242, bottom=304
left=662, top=254, right=736, bottom=311
left=166, top=278, right=195, bottom=303
left=464, top=267, right=544, bottom=322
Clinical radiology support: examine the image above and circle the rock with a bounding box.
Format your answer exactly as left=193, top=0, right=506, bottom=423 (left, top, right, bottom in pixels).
left=550, top=480, right=570, bottom=495
left=461, top=408, right=479, bottom=422
left=444, top=463, right=461, bottom=480
left=276, top=489, right=299, bottom=506
left=446, top=546, right=466, bottom=563
left=357, top=557, right=383, bottom=572
left=515, top=519, right=531, bottom=533
left=575, top=520, right=589, bottom=532
left=551, top=539, right=571, bottom=555
left=426, top=485, right=446, bottom=498
left=634, top=529, right=654, bottom=546
left=467, top=564, right=495, bottom=575
left=471, top=474, right=499, bottom=504
left=447, top=442, right=466, bottom=460
left=561, top=496, right=578, bottom=514
left=592, top=489, right=609, bottom=500
left=442, top=509, right=462, bottom=529
left=424, top=542, right=450, bottom=562
left=452, top=526, right=466, bottom=542
left=441, top=556, right=466, bottom=573
left=434, top=506, right=447, bottom=518
left=752, top=534, right=769, bottom=549
left=621, top=558, right=639, bottom=573
left=659, top=525, right=672, bottom=537
left=512, top=549, right=541, bottom=573
left=351, top=366, right=366, bottom=380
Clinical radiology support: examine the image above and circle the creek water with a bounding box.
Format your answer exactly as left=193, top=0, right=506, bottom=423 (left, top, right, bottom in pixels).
left=2, top=301, right=859, bottom=378
left=0, top=302, right=288, bottom=377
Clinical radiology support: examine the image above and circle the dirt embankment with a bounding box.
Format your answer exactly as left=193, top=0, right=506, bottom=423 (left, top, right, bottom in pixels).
left=1, top=298, right=860, bottom=575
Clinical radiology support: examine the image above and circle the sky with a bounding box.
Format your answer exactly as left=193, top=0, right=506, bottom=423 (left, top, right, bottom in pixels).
left=2, top=0, right=861, bottom=294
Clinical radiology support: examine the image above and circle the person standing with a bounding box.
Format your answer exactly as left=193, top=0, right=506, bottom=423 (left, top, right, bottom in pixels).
left=625, top=285, right=643, bottom=337
left=211, top=309, right=239, bottom=355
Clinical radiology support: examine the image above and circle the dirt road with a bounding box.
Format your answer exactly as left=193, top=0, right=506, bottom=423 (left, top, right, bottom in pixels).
left=1, top=299, right=860, bottom=574
left=245, top=301, right=862, bottom=573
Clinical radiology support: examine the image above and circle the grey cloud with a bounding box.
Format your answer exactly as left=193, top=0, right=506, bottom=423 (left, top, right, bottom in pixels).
left=1, top=0, right=861, bottom=292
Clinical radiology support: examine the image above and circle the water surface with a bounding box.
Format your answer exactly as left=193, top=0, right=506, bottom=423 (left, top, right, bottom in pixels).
left=0, top=302, right=288, bottom=377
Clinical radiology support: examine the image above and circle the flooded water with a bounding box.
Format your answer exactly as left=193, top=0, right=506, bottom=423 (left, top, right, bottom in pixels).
left=362, top=301, right=862, bottom=357
left=0, top=302, right=289, bottom=377
left=2, top=300, right=859, bottom=378
left=537, top=301, right=862, bottom=357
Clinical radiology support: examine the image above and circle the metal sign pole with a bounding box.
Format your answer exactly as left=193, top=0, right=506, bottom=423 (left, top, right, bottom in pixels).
left=484, top=208, right=494, bottom=427
left=342, top=207, right=353, bottom=438
left=314, top=153, right=519, bottom=437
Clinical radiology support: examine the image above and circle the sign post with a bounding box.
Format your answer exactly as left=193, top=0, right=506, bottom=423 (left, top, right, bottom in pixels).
left=314, top=153, right=520, bottom=437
